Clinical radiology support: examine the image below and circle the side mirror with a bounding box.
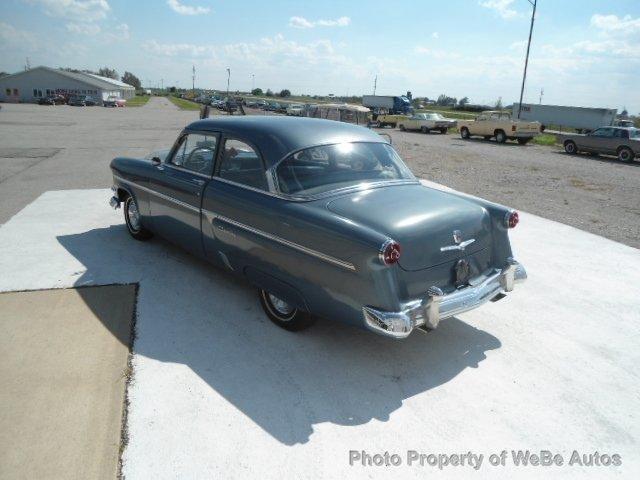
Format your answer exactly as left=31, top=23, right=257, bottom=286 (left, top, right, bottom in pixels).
left=151, top=156, right=161, bottom=166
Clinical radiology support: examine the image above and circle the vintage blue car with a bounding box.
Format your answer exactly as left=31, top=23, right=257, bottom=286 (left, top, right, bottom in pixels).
left=109, top=116, right=526, bottom=338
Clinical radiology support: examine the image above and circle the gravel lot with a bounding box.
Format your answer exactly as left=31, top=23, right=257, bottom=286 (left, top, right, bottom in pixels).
left=1, top=98, right=638, bottom=248
left=390, top=130, right=640, bottom=248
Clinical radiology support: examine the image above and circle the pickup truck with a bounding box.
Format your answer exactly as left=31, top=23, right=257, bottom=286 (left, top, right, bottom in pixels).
left=458, top=111, right=541, bottom=144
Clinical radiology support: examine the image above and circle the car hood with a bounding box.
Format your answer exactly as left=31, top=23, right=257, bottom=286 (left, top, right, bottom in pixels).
left=326, top=184, right=492, bottom=271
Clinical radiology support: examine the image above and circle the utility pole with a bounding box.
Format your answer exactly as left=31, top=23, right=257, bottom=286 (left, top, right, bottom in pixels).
left=192, top=65, right=195, bottom=93
left=517, top=0, right=537, bottom=119
left=539, top=87, right=544, bottom=104
left=373, top=75, right=377, bottom=95
left=161, top=78, right=164, bottom=90
left=226, top=68, right=230, bottom=98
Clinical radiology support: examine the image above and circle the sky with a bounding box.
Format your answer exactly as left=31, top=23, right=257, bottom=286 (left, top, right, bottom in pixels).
left=1, top=0, right=639, bottom=112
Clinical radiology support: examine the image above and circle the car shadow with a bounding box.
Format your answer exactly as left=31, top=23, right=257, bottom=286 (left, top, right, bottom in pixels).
left=552, top=150, right=640, bottom=167
left=57, top=225, right=501, bottom=445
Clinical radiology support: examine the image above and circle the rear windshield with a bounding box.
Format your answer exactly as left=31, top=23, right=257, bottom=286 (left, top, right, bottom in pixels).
left=275, top=142, right=415, bottom=196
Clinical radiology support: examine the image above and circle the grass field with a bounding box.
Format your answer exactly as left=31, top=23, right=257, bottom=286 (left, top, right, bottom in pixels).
left=532, top=134, right=559, bottom=146
left=126, top=95, right=150, bottom=107
left=168, top=96, right=201, bottom=110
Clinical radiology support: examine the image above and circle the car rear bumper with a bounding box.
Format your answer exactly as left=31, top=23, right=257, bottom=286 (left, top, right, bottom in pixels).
left=362, top=259, right=527, bottom=339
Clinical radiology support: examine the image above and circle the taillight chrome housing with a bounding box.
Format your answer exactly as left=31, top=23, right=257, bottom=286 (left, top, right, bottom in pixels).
left=505, top=210, right=519, bottom=228
left=379, top=240, right=401, bottom=265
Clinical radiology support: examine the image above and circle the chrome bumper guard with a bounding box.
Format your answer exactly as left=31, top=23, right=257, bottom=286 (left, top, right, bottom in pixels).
left=363, top=259, right=527, bottom=339
left=109, top=187, right=120, bottom=209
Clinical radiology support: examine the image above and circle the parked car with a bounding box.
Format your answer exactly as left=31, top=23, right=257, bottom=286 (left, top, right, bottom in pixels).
left=613, top=119, right=635, bottom=128
left=558, top=126, right=639, bottom=162
left=109, top=117, right=526, bottom=338
left=69, top=95, right=98, bottom=106
left=103, top=95, right=126, bottom=107
left=38, top=94, right=65, bottom=105
left=264, top=102, right=280, bottom=111
left=458, top=111, right=541, bottom=144
left=398, top=112, right=457, bottom=134
left=286, top=104, right=305, bottom=116
left=222, top=100, right=238, bottom=112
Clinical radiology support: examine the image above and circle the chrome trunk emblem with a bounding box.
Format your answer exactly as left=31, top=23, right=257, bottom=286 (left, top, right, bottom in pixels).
left=440, top=230, right=475, bottom=252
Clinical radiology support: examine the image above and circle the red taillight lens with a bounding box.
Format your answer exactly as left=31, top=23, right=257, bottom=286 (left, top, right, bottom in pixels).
left=380, top=241, right=401, bottom=265
left=506, top=210, right=519, bottom=228
left=511, top=125, right=517, bottom=132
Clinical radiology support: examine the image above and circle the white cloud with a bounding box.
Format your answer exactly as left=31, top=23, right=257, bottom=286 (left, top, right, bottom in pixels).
left=590, top=14, right=640, bottom=35
left=65, top=22, right=101, bottom=35
left=479, top=0, right=518, bottom=19
left=25, top=0, right=110, bottom=21
left=0, top=22, right=38, bottom=47
left=432, top=32, right=439, bottom=39
left=104, top=22, right=130, bottom=41
left=142, top=39, right=215, bottom=57
left=289, top=16, right=350, bottom=29
left=414, top=46, right=460, bottom=60
left=166, top=0, right=210, bottom=16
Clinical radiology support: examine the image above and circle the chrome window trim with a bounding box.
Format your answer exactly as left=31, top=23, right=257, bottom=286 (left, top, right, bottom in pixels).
left=113, top=175, right=200, bottom=213
left=203, top=209, right=356, bottom=272
left=164, top=163, right=212, bottom=179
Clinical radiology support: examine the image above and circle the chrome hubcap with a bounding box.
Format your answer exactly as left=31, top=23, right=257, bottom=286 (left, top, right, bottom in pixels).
left=127, top=200, right=140, bottom=231
left=268, top=293, right=294, bottom=316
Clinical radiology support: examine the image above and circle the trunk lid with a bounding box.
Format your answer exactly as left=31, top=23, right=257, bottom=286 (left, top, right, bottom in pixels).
left=326, top=184, right=492, bottom=271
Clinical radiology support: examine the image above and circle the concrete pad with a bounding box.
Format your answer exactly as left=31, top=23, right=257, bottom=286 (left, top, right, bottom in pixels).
left=0, top=285, right=135, bottom=480
left=0, top=189, right=639, bottom=479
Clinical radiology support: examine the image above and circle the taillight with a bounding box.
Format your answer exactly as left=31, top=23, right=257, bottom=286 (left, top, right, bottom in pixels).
left=511, top=125, right=517, bottom=132
left=380, top=240, right=401, bottom=265
left=505, top=210, right=519, bottom=228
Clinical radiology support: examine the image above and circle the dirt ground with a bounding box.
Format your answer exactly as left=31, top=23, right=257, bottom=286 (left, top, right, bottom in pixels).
left=388, top=129, right=640, bottom=249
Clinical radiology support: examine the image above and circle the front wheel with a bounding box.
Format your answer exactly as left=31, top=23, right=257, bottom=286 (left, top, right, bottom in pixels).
left=420, top=126, right=428, bottom=134
left=439, top=128, right=448, bottom=134
left=259, top=290, right=315, bottom=331
left=495, top=130, right=507, bottom=143
left=124, top=195, right=153, bottom=241
left=618, top=147, right=634, bottom=163
left=399, top=124, right=406, bottom=131
left=564, top=140, right=577, bottom=155
left=460, top=127, right=470, bottom=139
left=517, top=138, right=531, bottom=145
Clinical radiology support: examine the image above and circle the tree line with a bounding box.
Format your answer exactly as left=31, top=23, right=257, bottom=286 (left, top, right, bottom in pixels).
left=58, top=66, right=141, bottom=90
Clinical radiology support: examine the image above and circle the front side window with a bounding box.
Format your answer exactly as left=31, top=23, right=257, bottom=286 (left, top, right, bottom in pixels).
left=276, top=142, right=415, bottom=196
left=217, top=139, right=267, bottom=190
left=171, top=133, right=217, bottom=175
left=592, top=128, right=613, bottom=137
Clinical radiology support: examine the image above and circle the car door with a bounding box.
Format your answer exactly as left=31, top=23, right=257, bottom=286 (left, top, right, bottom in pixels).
left=583, top=127, right=614, bottom=153
left=148, top=131, right=218, bottom=256
left=200, top=136, right=279, bottom=271
left=473, top=115, right=487, bottom=135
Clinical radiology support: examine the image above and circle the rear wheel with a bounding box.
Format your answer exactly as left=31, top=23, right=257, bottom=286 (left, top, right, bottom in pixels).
left=399, top=124, right=406, bottom=131
left=495, top=130, right=507, bottom=144
left=460, top=127, right=470, bottom=139
left=618, top=146, right=634, bottom=163
left=124, top=195, right=152, bottom=241
left=517, top=138, right=531, bottom=145
left=259, top=289, right=315, bottom=331
left=440, top=128, right=448, bottom=134
left=564, top=140, right=577, bottom=155
left=420, top=126, right=428, bottom=134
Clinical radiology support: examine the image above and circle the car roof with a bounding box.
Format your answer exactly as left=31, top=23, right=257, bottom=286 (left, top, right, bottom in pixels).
left=186, top=116, right=385, bottom=167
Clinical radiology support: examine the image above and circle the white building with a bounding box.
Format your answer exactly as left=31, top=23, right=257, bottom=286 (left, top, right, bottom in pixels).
left=0, top=66, right=136, bottom=103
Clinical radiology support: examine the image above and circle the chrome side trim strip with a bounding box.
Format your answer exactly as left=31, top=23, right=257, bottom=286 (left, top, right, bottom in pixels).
left=113, top=175, right=200, bottom=213
left=204, top=209, right=356, bottom=272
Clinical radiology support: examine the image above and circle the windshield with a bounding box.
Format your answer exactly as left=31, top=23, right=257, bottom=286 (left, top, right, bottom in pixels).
left=275, top=142, right=415, bottom=196
left=629, top=129, right=640, bottom=138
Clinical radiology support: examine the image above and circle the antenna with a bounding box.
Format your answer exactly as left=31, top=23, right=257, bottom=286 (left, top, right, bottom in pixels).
left=539, top=88, right=544, bottom=104
left=192, top=65, right=195, bottom=92
left=373, top=75, right=377, bottom=95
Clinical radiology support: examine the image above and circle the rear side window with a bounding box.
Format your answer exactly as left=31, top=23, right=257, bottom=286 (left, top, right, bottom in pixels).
left=217, top=139, right=267, bottom=190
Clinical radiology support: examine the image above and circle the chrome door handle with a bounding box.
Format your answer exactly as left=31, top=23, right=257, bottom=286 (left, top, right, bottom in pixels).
left=193, top=179, right=205, bottom=186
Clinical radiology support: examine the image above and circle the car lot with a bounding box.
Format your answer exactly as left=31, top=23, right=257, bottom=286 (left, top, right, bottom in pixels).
left=1, top=98, right=639, bottom=478
left=2, top=98, right=639, bottom=250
